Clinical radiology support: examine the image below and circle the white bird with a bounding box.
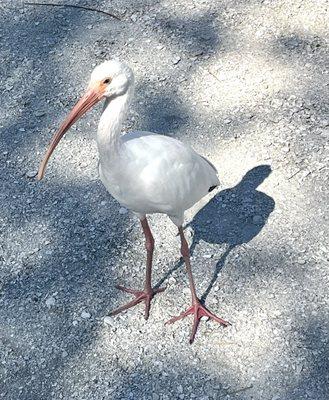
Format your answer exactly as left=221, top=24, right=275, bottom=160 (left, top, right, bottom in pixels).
left=38, top=60, right=229, bottom=343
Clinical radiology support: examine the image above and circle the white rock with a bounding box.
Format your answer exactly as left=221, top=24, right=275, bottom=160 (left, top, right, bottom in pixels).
left=119, top=207, right=128, bottom=215
left=26, top=170, right=37, bottom=178
left=45, top=297, right=56, bottom=307
left=130, top=13, right=138, bottom=22
left=203, top=254, right=213, bottom=259
left=81, top=311, right=91, bottom=319
left=35, top=110, right=46, bottom=117
left=172, top=56, right=181, bottom=65
left=104, top=316, right=114, bottom=326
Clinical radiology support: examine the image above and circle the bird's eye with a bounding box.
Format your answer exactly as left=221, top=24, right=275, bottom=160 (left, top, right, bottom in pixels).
left=103, top=78, right=111, bottom=84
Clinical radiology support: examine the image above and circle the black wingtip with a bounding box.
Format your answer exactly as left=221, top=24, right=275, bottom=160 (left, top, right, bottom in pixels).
left=208, top=185, right=218, bottom=192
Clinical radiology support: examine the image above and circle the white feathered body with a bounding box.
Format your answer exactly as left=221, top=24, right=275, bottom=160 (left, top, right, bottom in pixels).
left=93, top=62, right=219, bottom=226
left=99, top=131, right=219, bottom=224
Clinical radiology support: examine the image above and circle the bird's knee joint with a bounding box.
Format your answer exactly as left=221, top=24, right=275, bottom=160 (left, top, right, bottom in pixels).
left=180, top=241, right=190, bottom=258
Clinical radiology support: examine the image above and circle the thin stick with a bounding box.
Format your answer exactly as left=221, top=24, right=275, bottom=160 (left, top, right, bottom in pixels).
left=200, top=66, right=222, bottom=83
left=24, top=1, right=121, bottom=20
left=226, top=385, right=253, bottom=395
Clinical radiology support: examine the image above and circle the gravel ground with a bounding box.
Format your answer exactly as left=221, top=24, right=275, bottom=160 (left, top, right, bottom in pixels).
left=0, top=0, right=328, bottom=399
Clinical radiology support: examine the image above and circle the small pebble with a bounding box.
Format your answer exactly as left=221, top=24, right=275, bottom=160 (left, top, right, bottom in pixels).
left=45, top=297, right=56, bottom=307
left=35, top=111, right=46, bottom=117
left=130, top=13, right=138, bottom=22
left=172, top=56, right=181, bottom=65
left=104, top=316, right=114, bottom=326
left=191, top=49, right=203, bottom=57
left=252, top=215, right=263, bottom=225
left=119, top=207, right=128, bottom=215
left=203, top=254, right=213, bottom=259
left=26, top=170, right=37, bottom=178
left=81, top=311, right=91, bottom=319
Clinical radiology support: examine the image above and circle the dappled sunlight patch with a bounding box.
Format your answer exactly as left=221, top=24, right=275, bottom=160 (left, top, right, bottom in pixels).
left=239, top=0, right=329, bottom=38
left=196, top=54, right=300, bottom=112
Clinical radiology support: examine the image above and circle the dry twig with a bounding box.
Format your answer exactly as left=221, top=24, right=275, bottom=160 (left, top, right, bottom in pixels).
left=24, top=1, right=121, bottom=20
left=226, top=385, right=254, bottom=395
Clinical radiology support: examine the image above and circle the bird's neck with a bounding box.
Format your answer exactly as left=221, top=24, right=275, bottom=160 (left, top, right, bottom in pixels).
left=96, top=89, right=132, bottom=163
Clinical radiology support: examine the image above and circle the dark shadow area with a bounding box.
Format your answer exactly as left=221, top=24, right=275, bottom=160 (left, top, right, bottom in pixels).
left=0, top=2, right=120, bottom=156
left=140, top=89, right=190, bottom=135
left=279, top=316, right=329, bottom=400
left=110, top=363, right=251, bottom=400
left=156, top=165, right=275, bottom=302
left=269, top=32, right=329, bottom=164
left=0, top=177, right=131, bottom=400
left=155, top=12, right=222, bottom=56
left=0, top=1, right=130, bottom=379
left=135, top=10, right=228, bottom=136
left=276, top=33, right=325, bottom=59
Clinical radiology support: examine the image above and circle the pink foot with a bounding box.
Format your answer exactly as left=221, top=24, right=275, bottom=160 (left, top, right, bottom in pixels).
left=166, top=299, right=230, bottom=343
left=110, top=285, right=165, bottom=320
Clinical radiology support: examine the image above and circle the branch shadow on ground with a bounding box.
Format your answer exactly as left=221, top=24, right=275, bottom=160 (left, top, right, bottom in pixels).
left=155, top=165, right=275, bottom=303
left=0, top=177, right=131, bottom=399
left=155, top=11, right=222, bottom=56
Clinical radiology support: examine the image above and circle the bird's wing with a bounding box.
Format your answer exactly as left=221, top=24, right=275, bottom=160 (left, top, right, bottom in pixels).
left=107, top=132, right=219, bottom=215
left=200, top=154, right=218, bottom=174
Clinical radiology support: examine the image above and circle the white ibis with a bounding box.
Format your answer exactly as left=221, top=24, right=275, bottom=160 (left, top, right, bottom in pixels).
left=38, top=60, right=229, bottom=343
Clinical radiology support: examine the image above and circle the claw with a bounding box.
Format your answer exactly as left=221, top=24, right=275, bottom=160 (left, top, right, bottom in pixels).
left=166, top=299, right=230, bottom=343
left=110, top=285, right=165, bottom=319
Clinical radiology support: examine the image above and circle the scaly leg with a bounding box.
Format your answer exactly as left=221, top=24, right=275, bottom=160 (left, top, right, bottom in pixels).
left=166, top=227, right=230, bottom=343
left=110, top=217, right=165, bottom=319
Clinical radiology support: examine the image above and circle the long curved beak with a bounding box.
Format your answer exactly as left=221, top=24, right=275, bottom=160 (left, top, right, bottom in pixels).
left=37, top=88, right=103, bottom=181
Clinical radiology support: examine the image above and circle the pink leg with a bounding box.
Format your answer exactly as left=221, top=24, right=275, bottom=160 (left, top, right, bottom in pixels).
left=166, top=227, right=230, bottom=343
left=110, top=217, right=165, bottom=320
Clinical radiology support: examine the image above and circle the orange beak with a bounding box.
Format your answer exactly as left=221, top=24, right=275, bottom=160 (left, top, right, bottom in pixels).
left=37, top=86, right=104, bottom=180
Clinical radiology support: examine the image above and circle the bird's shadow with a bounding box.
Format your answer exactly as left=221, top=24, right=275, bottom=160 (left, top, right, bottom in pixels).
left=155, top=165, right=275, bottom=301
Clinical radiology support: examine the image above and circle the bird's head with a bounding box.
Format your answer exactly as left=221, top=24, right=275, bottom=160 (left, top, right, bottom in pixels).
left=37, top=60, right=134, bottom=180
left=90, top=59, right=134, bottom=98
